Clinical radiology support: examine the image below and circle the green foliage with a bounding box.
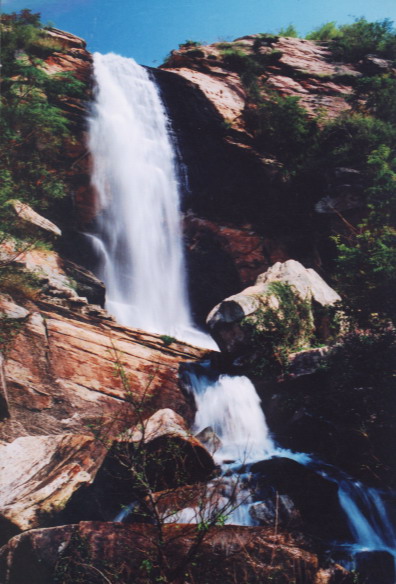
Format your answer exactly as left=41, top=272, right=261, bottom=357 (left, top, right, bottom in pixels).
left=0, top=10, right=85, bottom=254
left=242, top=282, right=314, bottom=376
left=0, top=314, right=25, bottom=354
left=355, top=76, right=396, bottom=124
left=278, top=24, right=298, bottom=38
left=310, top=113, right=396, bottom=171
left=333, top=145, right=396, bottom=326
left=306, top=18, right=396, bottom=61
left=160, top=334, right=176, bottom=346
left=251, top=93, right=318, bottom=169
left=306, top=21, right=342, bottom=41
left=221, top=47, right=253, bottom=72
left=179, top=39, right=202, bottom=49
left=323, top=328, right=395, bottom=398
left=0, top=266, right=42, bottom=300
left=332, top=18, right=396, bottom=61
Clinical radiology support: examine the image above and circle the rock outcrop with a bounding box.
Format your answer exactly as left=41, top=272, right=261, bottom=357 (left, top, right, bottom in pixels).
left=113, top=408, right=215, bottom=489
left=0, top=434, right=106, bottom=544
left=206, top=259, right=340, bottom=355
left=0, top=296, right=206, bottom=443
left=162, top=35, right=359, bottom=131
left=0, top=522, right=353, bottom=584
left=0, top=286, right=213, bottom=537
left=41, top=28, right=94, bottom=230
left=9, top=201, right=62, bottom=239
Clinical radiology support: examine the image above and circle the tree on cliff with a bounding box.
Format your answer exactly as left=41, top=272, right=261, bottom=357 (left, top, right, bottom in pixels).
left=0, top=11, right=85, bottom=247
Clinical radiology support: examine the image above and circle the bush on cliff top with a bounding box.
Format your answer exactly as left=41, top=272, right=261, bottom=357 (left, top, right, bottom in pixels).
left=307, top=18, right=396, bottom=61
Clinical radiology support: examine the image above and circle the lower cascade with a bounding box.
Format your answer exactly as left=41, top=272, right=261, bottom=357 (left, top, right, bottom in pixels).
left=87, top=53, right=215, bottom=349
left=179, top=365, right=396, bottom=573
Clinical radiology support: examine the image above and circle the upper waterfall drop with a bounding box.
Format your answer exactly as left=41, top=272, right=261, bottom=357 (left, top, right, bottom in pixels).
left=87, top=53, right=216, bottom=349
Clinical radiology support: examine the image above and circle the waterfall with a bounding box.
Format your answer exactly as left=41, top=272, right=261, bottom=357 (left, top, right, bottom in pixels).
left=184, top=365, right=277, bottom=465
left=87, top=53, right=216, bottom=349
left=181, top=364, right=396, bottom=562
left=338, top=480, right=396, bottom=557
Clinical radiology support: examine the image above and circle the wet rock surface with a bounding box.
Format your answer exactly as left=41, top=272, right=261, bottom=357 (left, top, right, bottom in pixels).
left=251, top=457, right=350, bottom=541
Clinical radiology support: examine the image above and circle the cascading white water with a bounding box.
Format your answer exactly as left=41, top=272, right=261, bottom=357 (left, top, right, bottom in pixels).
left=338, top=480, right=396, bottom=562
left=190, top=372, right=276, bottom=465
left=87, top=53, right=216, bottom=349
left=183, top=364, right=396, bottom=557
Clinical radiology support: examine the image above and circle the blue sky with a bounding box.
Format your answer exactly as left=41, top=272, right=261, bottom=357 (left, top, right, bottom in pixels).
left=3, top=0, right=396, bottom=65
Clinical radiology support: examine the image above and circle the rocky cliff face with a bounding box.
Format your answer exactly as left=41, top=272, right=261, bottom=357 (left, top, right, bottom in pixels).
left=161, top=35, right=359, bottom=132
left=150, top=36, right=368, bottom=320
left=0, top=284, right=209, bottom=542
left=40, top=28, right=96, bottom=234
left=52, top=32, right=370, bottom=324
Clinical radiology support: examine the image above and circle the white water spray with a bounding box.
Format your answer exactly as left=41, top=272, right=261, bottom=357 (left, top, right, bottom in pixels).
left=189, top=372, right=276, bottom=465
left=88, top=53, right=215, bottom=348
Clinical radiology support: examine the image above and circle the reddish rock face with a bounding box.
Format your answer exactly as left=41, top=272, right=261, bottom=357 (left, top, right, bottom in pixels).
left=1, top=298, right=207, bottom=443
left=0, top=294, right=212, bottom=537
left=0, top=434, right=107, bottom=544
left=41, top=28, right=95, bottom=227
left=0, top=522, right=353, bottom=584
left=162, top=35, right=359, bottom=131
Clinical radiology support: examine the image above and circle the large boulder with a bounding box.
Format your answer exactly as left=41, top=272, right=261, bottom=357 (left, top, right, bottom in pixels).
left=251, top=457, right=350, bottom=541
left=123, top=408, right=216, bottom=489
left=206, top=260, right=340, bottom=356
left=111, top=408, right=215, bottom=490
left=0, top=434, right=106, bottom=544
left=62, top=409, right=216, bottom=523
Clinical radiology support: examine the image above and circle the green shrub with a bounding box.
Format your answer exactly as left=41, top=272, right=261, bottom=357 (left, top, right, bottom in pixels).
left=306, top=18, right=396, bottom=61
left=355, top=76, right=396, bottom=124
left=179, top=39, right=202, bottom=49
left=0, top=10, right=86, bottom=249
left=251, top=93, right=318, bottom=169
left=241, top=282, right=314, bottom=376
left=310, top=113, right=396, bottom=170
left=332, top=18, right=396, bottom=61
left=278, top=25, right=299, bottom=38
left=0, top=314, right=25, bottom=354
left=323, top=329, right=396, bottom=396
left=0, top=266, right=42, bottom=301
left=159, top=334, right=176, bottom=346
left=333, top=145, right=396, bottom=327
left=306, top=21, right=342, bottom=41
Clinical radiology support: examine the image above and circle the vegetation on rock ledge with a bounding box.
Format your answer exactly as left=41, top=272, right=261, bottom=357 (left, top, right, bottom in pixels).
left=0, top=10, right=85, bottom=251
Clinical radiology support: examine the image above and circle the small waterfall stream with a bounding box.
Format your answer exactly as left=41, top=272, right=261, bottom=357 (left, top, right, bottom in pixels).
left=182, top=365, right=396, bottom=573
left=87, top=53, right=215, bottom=349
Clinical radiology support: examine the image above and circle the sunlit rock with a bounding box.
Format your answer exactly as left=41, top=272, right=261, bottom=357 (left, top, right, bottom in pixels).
left=0, top=434, right=106, bottom=543
left=10, top=200, right=62, bottom=238
left=207, top=259, right=340, bottom=355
